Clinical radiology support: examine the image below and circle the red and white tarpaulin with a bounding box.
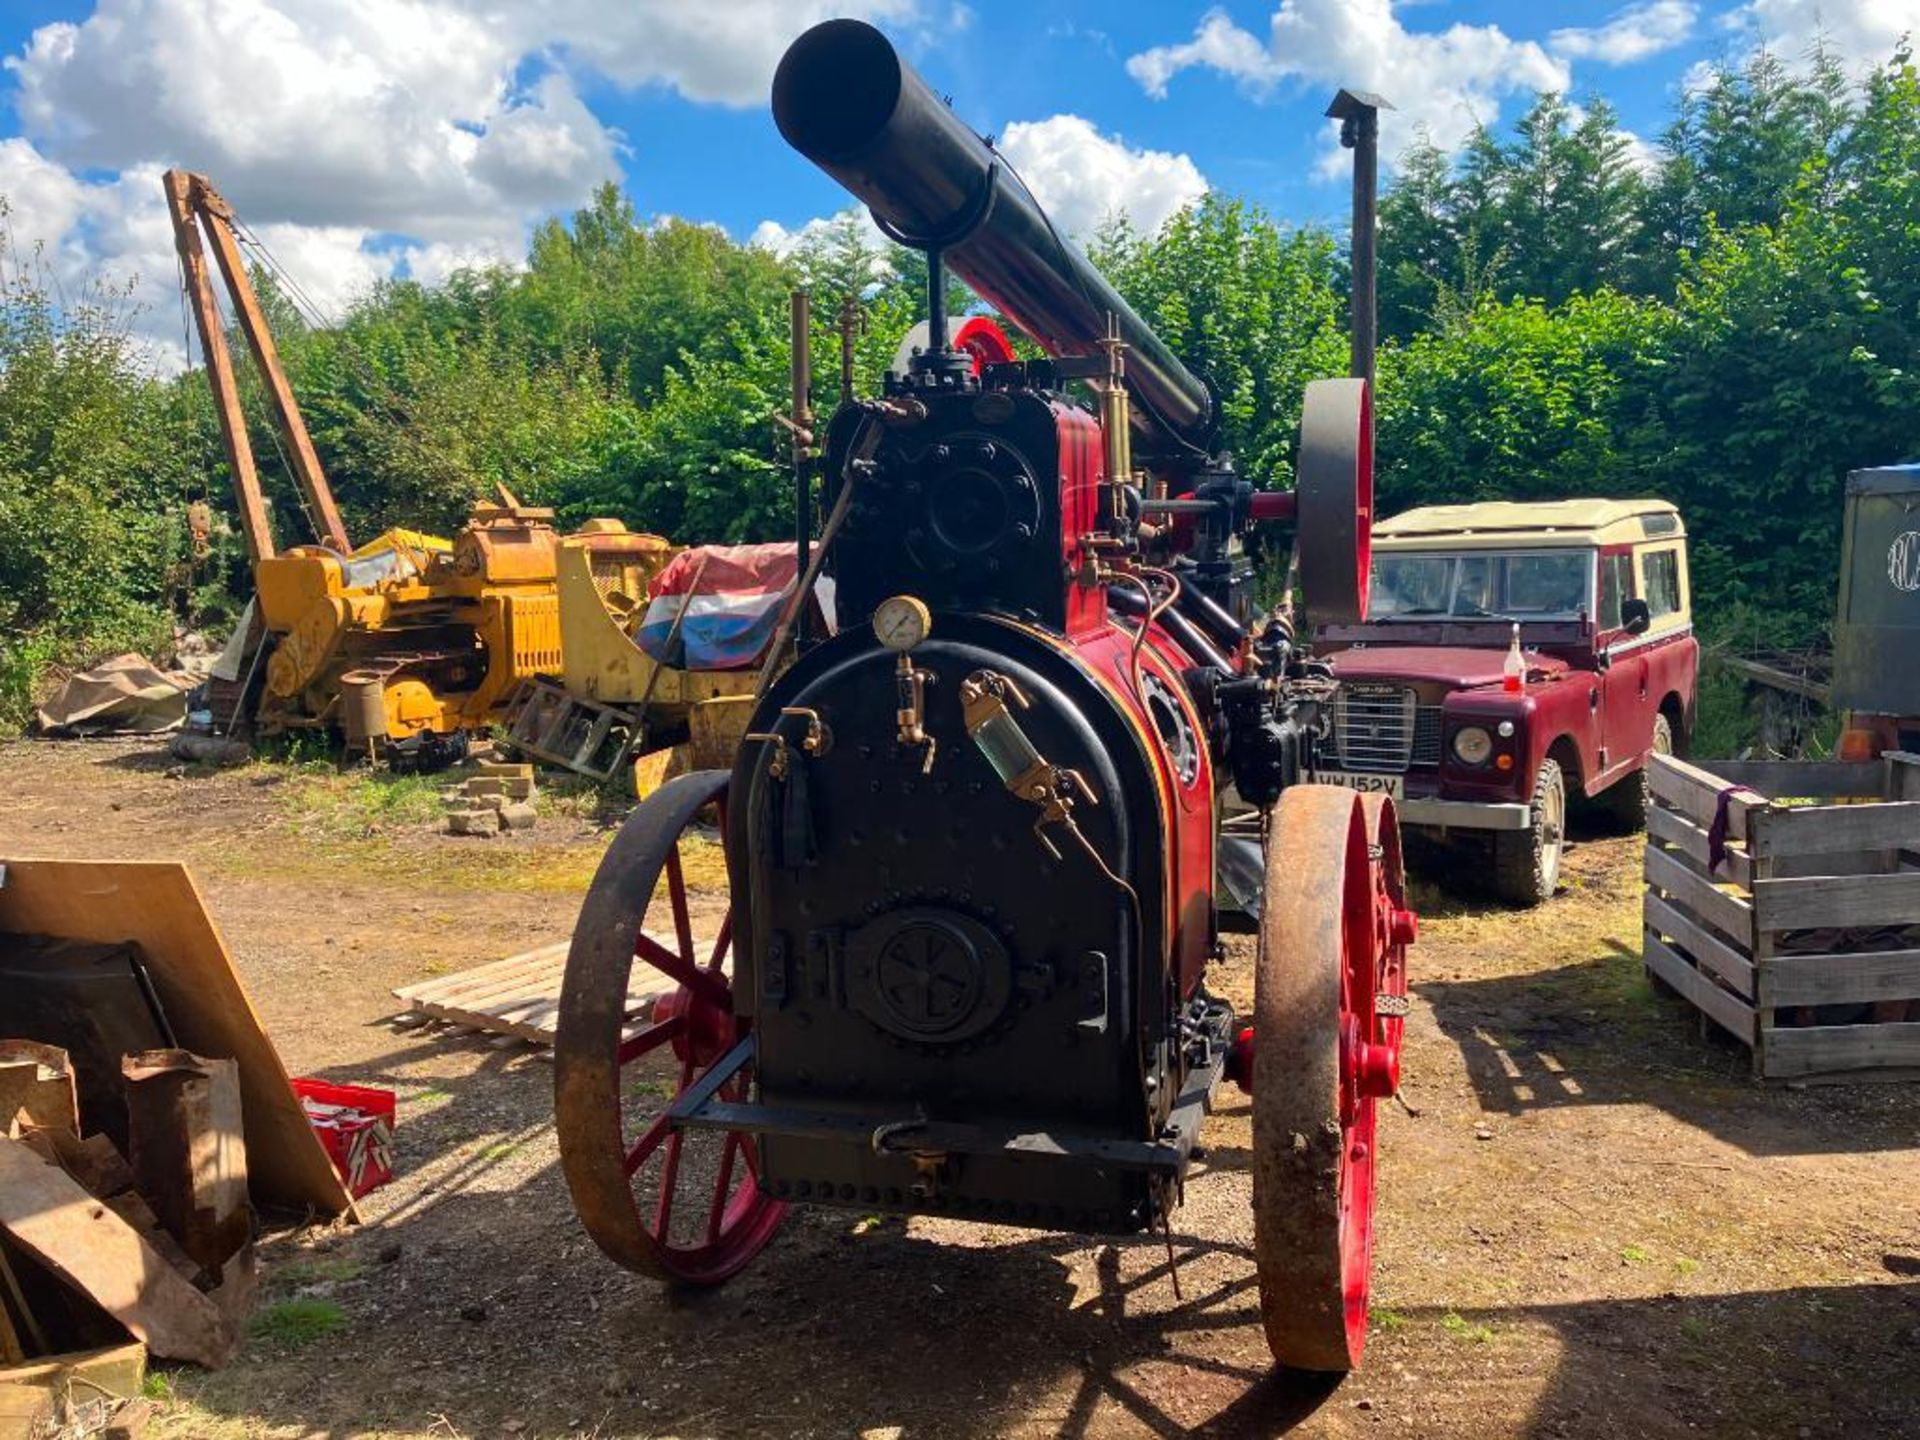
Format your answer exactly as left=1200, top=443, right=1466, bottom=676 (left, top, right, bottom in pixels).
left=637, top=542, right=813, bottom=671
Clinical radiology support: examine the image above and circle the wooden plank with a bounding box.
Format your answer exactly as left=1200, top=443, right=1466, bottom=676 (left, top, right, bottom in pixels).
left=1704, top=759, right=1885, bottom=800
left=0, top=1139, right=237, bottom=1367
left=1889, top=752, right=1920, bottom=802
left=1718, top=653, right=1831, bottom=703
left=1647, top=806, right=1754, bottom=889
left=1749, top=801, right=1920, bottom=860
left=1649, top=754, right=1755, bottom=840
left=1644, top=932, right=1758, bottom=1043
left=1644, top=891, right=1755, bottom=997
left=0, top=857, right=353, bottom=1219
left=0, top=1342, right=146, bottom=1401
left=1761, top=1021, right=1920, bottom=1080
left=1753, top=871, right=1920, bottom=931
left=1761, top=949, right=1920, bottom=1008
left=406, top=959, right=568, bottom=1012
left=1644, top=844, right=1755, bottom=948
left=392, top=942, right=569, bottom=1003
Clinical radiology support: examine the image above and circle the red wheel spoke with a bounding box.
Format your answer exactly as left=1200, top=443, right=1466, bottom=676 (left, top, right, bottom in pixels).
left=616, top=1013, right=683, bottom=1065
left=623, top=1109, right=671, bottom=1177
left=556, top=770, right=785, bottom=1288
left=651, top=1051, right=697, bottom=1236
left=706, top=911, right=734, bottom=972
left=707, top=1132, right=742, bottom=1243
left=665, top=844, right=696, bottom=967
left=635, top=932, right=731, bottom=1010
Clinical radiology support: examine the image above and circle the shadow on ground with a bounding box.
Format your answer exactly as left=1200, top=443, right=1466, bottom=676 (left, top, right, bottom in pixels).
left=1418, top=936, right=1917, bottom=1157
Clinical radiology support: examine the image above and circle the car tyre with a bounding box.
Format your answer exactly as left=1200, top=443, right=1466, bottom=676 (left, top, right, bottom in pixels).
left=1602, top=712, right=1672, bottom=832
left=1492, top=757, right=1566, bottom=906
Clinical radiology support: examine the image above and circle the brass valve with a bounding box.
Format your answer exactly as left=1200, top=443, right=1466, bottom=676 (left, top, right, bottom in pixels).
left=744, top=706, right=831, bottom=780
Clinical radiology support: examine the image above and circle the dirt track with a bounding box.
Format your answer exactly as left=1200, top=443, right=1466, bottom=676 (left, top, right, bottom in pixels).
left=2, top=737, right=1917, bottom=1440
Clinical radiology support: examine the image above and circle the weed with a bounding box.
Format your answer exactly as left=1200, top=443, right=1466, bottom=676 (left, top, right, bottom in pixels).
left=251, top=1297, right=347, bottom=1347
left=409, top=1088, right=455, bottom=1112
left=1373, top=1308, right=1408, bottom=1332
left=141, top=1370, right=174, bottom=1401
left=479, top=1140, right=521, bottom=1161
left=1440, top=1311, right=1494, bottom=1343
left=1674, top=1256, right=1701, bottom=1276
left=1620, top=1244, right=1651, bottom=1264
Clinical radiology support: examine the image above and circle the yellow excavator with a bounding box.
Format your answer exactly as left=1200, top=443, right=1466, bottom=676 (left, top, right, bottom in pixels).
left=166, top=170, right=563, bottom=766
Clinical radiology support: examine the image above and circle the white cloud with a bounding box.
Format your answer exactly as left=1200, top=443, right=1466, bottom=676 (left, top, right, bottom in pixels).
left=1550, top=2, right=1698, bottom=65
left=753, top=112, right=1206, bottom=279
left=1724, top=0, right=1920, bottom=72
left=1126, top=0, right=1570, bottom=172
left=749, top=208, right=892, bottom=260
left=996, top=115, right=1208, bottom=238
left=0, top=0, right=956, bottom=368
left=527, top=0, right=926, bottom=107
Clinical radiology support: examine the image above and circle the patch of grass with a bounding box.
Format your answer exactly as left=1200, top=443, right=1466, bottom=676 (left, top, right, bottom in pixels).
left=478, top=1140, right=521, bottom=1161
left=275, top=1254, right=365, bottom=1288
left=279, top=766, right=447, bottom=839
left=142, top=1370, right=175, bottom=1401
left=1373, top=1308, right=1408, bottom=1332
left=1674, top=1256, right=1701, bottom=1276
left=251, top=1297, right=346, bottom=1347
left=1620, top=1243, right=1652, bottom=1265
left=408, top=1088, right=455, bottom=1113
left=1679, top=1315, right=1710, bottom=1342
left=1440, top=1311, right=1495, bottom=1344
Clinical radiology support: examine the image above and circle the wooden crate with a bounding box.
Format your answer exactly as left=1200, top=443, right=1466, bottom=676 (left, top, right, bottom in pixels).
left=1642, top=750, right=1920, bottom=1081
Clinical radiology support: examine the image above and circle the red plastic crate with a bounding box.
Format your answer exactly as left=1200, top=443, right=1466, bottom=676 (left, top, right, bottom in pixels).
left=293, top=1078, right=396, bottom=1198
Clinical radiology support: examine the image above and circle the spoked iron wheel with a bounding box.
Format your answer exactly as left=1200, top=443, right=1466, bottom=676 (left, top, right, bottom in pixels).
left=554, top=770, right=786, bottom=1285
left=1251, top=785, right=1413, bottom=1372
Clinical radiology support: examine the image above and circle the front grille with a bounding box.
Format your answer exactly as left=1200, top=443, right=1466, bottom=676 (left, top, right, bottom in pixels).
left=1335, top=687, right=1415, bottom=773
left=1412, top=705, right=1443, bottom=767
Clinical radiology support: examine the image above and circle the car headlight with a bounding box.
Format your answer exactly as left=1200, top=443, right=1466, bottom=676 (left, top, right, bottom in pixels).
left=1452, top=726, right=1494, bottom=765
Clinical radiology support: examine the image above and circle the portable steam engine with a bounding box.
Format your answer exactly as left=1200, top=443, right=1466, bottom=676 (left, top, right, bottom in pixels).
left=555, top=19, right=1413, bottom=1372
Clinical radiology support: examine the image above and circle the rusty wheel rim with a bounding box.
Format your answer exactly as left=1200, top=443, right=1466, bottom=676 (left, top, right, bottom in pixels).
left=1252, top=785, right=1409, bottom=1372
left=554, top=770, right=786, bottom=1285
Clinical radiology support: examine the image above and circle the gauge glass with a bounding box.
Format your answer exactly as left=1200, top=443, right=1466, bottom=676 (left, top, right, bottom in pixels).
left=874, top=595, right=932, bottom=652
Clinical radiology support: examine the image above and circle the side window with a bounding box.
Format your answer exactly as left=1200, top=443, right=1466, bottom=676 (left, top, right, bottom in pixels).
left=1642, top=548, right=1682, bottom=619
left=1599, top=553, right=1632, bottom=630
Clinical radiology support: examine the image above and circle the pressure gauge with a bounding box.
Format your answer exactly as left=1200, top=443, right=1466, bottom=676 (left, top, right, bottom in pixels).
left=873, top=595, right=932, bottom=653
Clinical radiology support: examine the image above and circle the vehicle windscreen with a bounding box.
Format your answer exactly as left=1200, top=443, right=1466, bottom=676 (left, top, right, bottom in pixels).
left=1369, top=549, right=1592, bottom=621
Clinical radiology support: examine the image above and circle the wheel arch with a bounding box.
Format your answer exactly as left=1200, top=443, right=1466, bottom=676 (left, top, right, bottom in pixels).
left=1543, top=734, right=1583, bottom=797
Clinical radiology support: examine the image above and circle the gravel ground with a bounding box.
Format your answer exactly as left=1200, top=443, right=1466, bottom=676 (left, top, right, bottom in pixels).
left=1, top=736, right=1916, bottom=1440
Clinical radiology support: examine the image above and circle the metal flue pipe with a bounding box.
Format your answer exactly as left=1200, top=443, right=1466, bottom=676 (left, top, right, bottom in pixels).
left=772, top=19, right=1214, bottom=456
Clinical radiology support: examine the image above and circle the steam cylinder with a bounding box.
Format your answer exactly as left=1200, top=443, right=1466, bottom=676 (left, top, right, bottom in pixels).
left=772, top=19, right=1213, bottom=454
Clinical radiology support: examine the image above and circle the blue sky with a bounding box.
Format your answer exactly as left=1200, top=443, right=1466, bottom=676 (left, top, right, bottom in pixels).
left=0, top=0, right=1910, bottom=363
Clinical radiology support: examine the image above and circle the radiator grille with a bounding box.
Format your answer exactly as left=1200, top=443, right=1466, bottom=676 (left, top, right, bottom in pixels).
left=1412, top=705, right=1444, bottom=767
left=1335, top=687, right=1415, bottom=773
left=1332, top=687, right=1446, bottom=773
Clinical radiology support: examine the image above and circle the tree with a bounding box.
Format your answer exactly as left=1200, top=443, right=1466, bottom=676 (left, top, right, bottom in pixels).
left=1092, top=194, right=1346, bottom=483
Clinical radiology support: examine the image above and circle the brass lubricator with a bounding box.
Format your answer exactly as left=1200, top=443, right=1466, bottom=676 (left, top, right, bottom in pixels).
left=958, top=669, right=1099, bottom=860
left=874, top=594, right=937, bottom=772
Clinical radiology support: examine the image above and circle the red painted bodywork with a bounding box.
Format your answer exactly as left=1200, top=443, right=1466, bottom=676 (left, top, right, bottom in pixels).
left=1326, top=618, right=1698, bottom=809
left=1328, top=645, right=1570, bottom=690
left=1030, top=398, right=1219, bottom=995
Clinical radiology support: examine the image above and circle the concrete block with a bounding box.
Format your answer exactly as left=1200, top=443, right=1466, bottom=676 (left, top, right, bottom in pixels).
left=497, top=800, right=539, bottom=831
left=475, top=761, right=536, bottom=781
left=446, top=808, right=501, bottom=837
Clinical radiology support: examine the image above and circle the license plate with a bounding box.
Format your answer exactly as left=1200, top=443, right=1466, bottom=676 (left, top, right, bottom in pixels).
left=1315, top=771, right=1404, bottom=799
